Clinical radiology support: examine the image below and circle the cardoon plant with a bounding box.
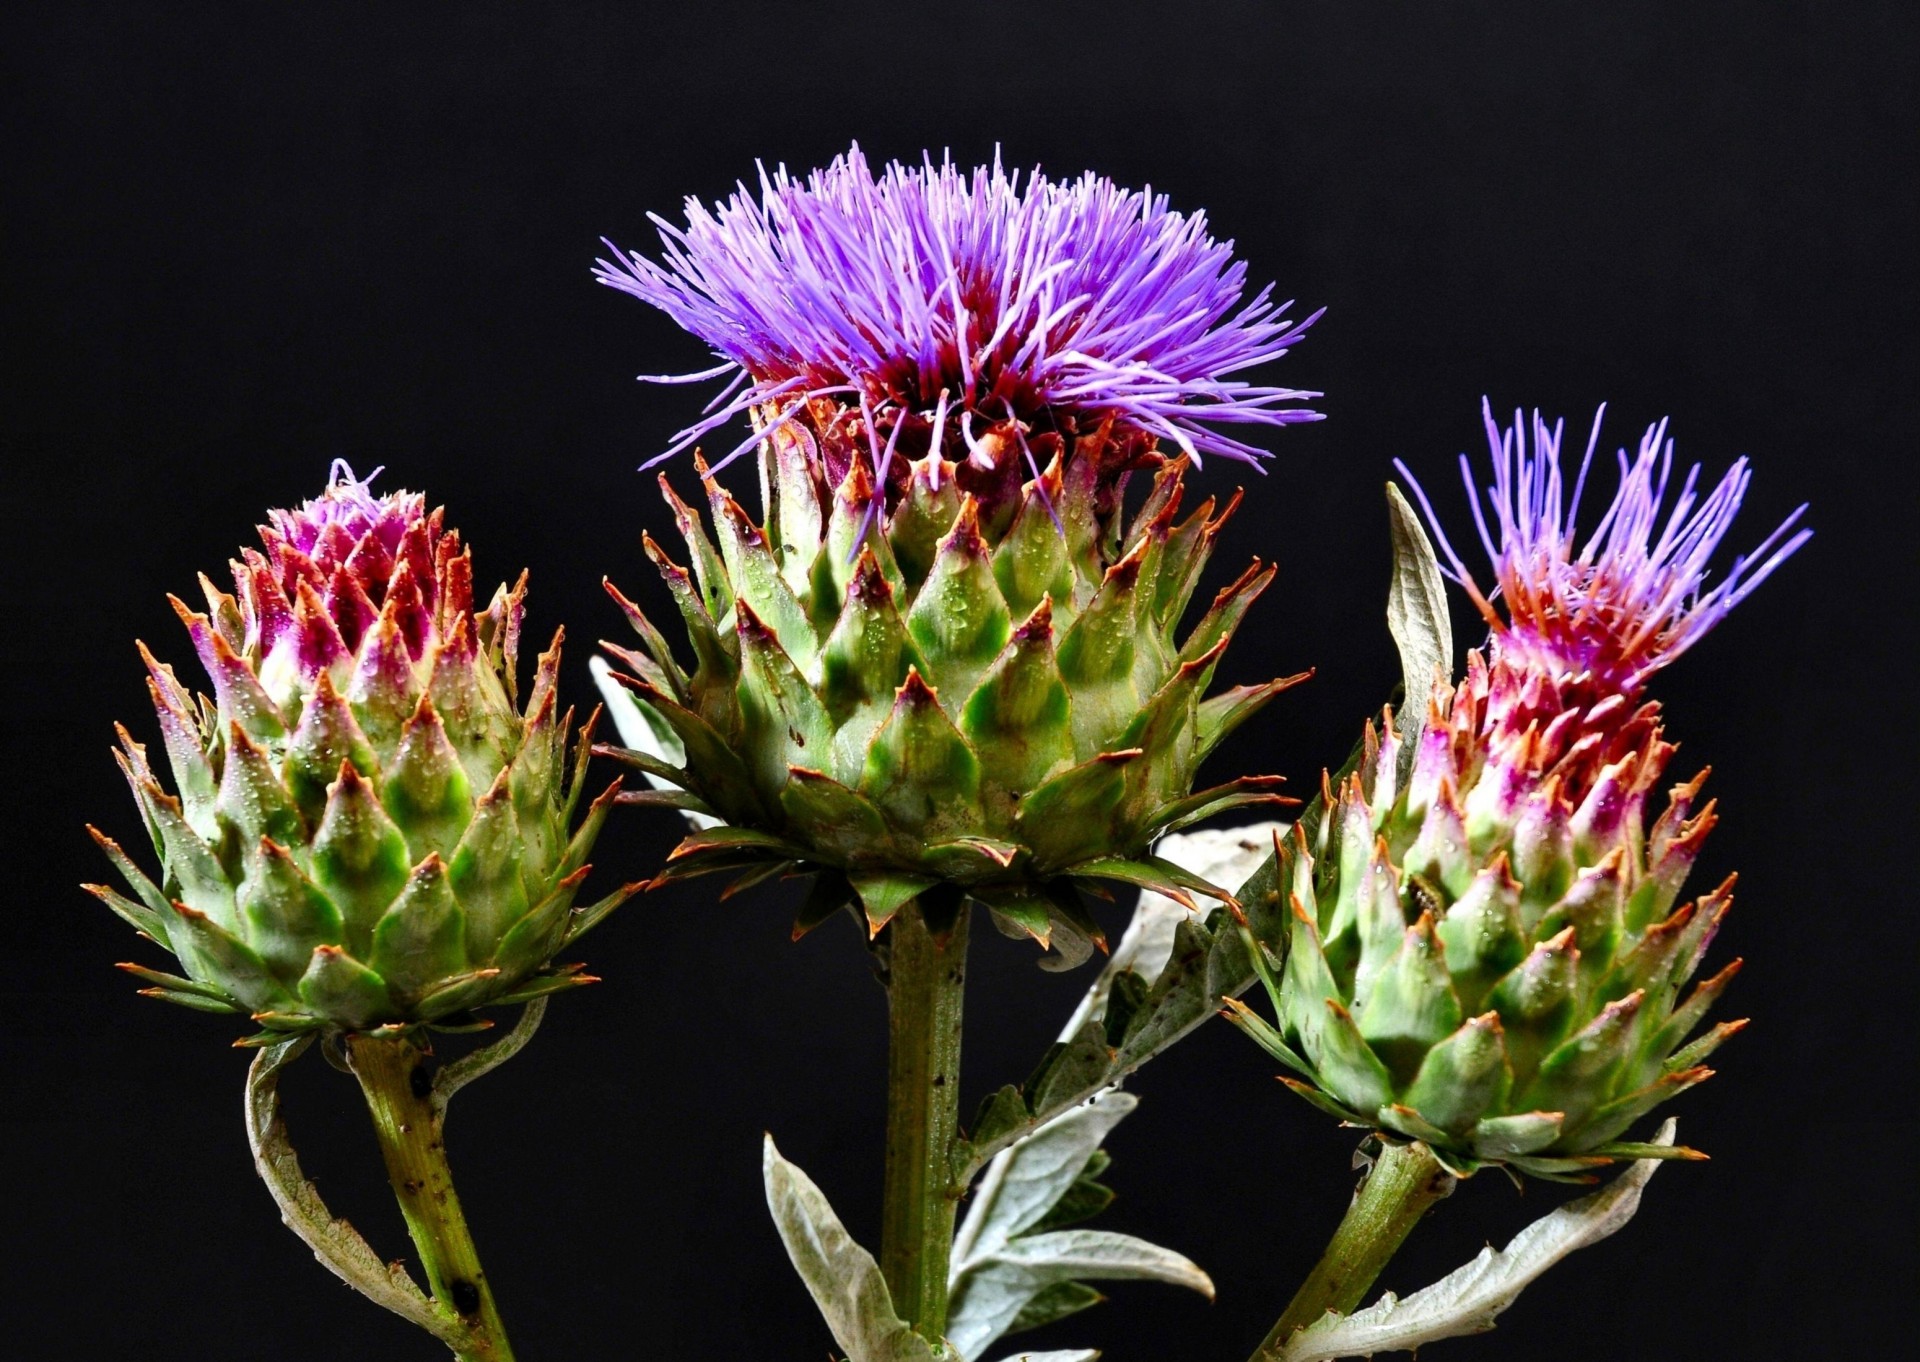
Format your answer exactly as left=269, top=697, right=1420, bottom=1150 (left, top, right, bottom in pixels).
left=1229, top=404, right=1808, bottom=1357
left=593, top=145, right=1321, bottom=1343
left=80, top=144, right=1815, bottom=1362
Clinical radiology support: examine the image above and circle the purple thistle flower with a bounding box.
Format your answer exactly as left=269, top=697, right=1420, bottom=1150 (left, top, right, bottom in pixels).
left=1397, top=399, right=1811, bottom=693
left=594, top=144, right=1322, bottom=483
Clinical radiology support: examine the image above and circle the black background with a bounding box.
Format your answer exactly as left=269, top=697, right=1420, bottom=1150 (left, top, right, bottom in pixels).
left=6, top=3, right=1915, bottom=1359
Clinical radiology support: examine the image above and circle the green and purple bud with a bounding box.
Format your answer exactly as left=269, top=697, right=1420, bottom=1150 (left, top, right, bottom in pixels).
left=1230, top=405, right=1807, bottom=1177
left=88, top=464, right=634, bottom=1039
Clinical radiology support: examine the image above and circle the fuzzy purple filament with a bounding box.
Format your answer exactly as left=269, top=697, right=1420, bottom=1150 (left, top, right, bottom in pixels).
left=1397, top=400, right=1811, bottom=691
left=595, top=144, right=1323, bottom=478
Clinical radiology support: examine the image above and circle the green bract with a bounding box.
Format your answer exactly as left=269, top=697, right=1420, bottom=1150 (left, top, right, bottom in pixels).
left=602, top=427, right=1305, bottom=962
left=88, top=469, right=631, bottom=1039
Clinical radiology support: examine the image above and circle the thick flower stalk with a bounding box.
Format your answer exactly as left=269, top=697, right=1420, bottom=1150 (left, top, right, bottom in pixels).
left=88, top=463, right=632, bottom=1038
left=595, top=148, right=1321, bottom=954
left=1231, top=403, right=1809, bottom=1179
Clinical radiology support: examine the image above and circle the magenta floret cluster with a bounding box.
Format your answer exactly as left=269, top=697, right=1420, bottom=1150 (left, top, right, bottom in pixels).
left=1398, top=401, right=1811, bottom=693
left=595, top=144, right=1322, bottom=476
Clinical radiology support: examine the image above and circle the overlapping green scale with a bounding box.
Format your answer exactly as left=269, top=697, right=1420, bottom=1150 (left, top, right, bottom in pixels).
left=602, top=431, right=1304, bottom=963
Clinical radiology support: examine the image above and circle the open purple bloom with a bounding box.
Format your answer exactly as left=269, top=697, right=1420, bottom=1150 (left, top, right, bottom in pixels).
left=595, top=144, right=1322, bottom=485
left=1397, top=400, right=1810, bottom=694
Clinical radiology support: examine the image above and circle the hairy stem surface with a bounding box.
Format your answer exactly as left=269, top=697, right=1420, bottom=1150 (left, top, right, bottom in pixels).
left=880, top=901, right=970, bottom=1340
left=1253, top=1140, right=1454, bottom=1360
left=347, top=1033, right=516, bottom=1362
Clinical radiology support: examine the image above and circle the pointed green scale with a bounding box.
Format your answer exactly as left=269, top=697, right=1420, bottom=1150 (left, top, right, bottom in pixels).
left=146, top=678, right=219, bottom=841
left=382, top=695, right=477, bottom=860
left=641, top=536, right=741, bottom=690
left=344, top=603, right=422, bottom=757
left=778, top=767, right=895, bottom=862
left=214, top=722, right=303, bottom=849
left=138, top=777, right=240, bottom=932
left=1351, top=849, right=1410, bottom=1007
left=1323, top=779, right=1375, bottom=946
left=888, top=459, right=964, bottom=589
left=1115, top=640, right=1223, bottom=818
left=1510, top=783, right=1575, bottom=919
left=903, top=498, right=1014, bottom=702
left=816, top=459, right=908, bottom=615
left=1356, top=915, right=1463, bottom=1085
left=1517, top=989, right=1647, bottom=1130
left=1151, top=489, right=1222, bottom=630
left=309, top=764, right=412, bottom=957
left=1401, top=781, right=1473, bottom=897
left=1436, top=856, right=1526, bottom=1011
left=736, top=598, right=834, bottom=789
left=1402, top=1012, right=1513, bottom=1134
left=661, top=469, right=735, bottom=622
left=859, top=669, right=981, bottom=837
left=1176, top=560, right=1274, bottom=669
left=369, top=854, right=470, bottom=999
left=296, top=945, right=394, bottom=1030
left=1315, top=999, right=1397, bottom=1116
left=759, top=416, right=828, bottom=599
left=710, top=483, right=821, bottom=670
left=960, top=598, right=1074, bottom=802
left=990, top=469, right=1073, bottom=621
left=171, top=902, right=291, bottom=1014
left=849, top=871, right=938, bottom=935
left=447, top=773, right=532, bottom=949
left=820, top=551, right=921, bottom=720
left=491, top=867, right=589, bottom=978
left=285, top=673, right=380, bottom=817
left=1537, top=850, right=1629, bottom=984
left=1054, top=542, right=1146, bottom=753
left=1470, top=1110, right=1566, bottom=1160
left=239, top=839, right=344, bottom=982
left=1012, top=750, right=1134, bottom=870
left=1279, top=900, right=1343, bottom=1082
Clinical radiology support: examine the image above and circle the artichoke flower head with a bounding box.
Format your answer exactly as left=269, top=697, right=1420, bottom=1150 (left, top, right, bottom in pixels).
left=595, top=146, right=1323, bottom=961
left=90, top=464, right=632, bottom=1039
left=1232, top=403, right=1809, bottom=1177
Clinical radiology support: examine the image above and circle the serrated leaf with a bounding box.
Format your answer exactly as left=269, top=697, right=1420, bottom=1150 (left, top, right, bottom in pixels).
left=762, top=1135, right=944, bottom=1362
left=953, top=1094, right=1138, bottom=1268
left=1277, top=1120, right=1679, bottom=1361
left=245, top=1037, right=469, bottom=1350
left=946, top=1230, right=1211, bottom=1362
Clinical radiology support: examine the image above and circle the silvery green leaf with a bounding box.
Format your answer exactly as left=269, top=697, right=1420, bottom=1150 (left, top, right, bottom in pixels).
left=762, top=1135, right=945, bottom=1362
left=947, top=1230, right=1212, bottom=1361
left=1385, top=482, right=1454, bottom=741
left=1278, top=1121, right=1679, bottom=1362
left=953, top=1092, right=1138, bottom=1268
left=964, top=825, right=1285, bottom=1178
left=1058, top=823, right=1288, bottom=1042
left=589, top=656, right=720, bottom=829
left=983, top=1352, right=1101, bottom=1362
left=245, top=1037, right=472, bottom=1351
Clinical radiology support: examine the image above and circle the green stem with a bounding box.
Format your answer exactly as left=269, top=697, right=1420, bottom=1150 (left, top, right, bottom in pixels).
left=1252, top=1140, right=1454, bottom=1360
left=347, top=1033, right=517, bottom=1362
left=879, top=900, right=970, bottom=1339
